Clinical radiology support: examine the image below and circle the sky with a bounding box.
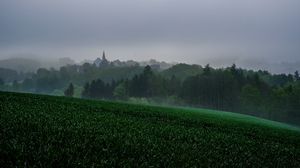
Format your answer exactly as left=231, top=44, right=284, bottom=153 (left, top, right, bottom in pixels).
left=0, top=0, right=300, bottom=73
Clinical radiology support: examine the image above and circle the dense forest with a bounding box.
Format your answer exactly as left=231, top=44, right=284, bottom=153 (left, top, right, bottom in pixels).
left=0, top=62, right=299, bottom=125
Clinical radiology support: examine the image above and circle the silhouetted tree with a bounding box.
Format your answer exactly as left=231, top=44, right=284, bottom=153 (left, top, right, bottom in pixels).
left=22, top=78, right=34, bottom=91
left=203, top=64, right=211, bottom=75
left=167, top=75, right=181, bottom=96
left=81, top=82, right=90, bottom=98
left=295, top=71, right=300, bottom=81
left=0, top=78, right=4, bottom=85
left=113, top=82, right=128, bottom=100
left=64, top=83, right=74, bottom=97
left=12, top=80, right=19, bottom=91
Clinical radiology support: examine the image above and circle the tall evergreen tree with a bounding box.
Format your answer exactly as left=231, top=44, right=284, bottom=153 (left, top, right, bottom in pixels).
left=81, top=82, right=90, bottom=98
left=0, top=78, right=4, bottom=85
left=203, top=64, right=211, bottom=75
left=64, top=83, right=74, bottom=97
left=295, top=71, right=300, bottom=81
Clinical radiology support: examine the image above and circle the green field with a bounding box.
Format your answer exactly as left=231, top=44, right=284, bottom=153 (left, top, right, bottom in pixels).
left=1, top=91, right=300, bottom=167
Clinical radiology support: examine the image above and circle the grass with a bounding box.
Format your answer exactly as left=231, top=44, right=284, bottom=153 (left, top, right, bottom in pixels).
left=1, top=91, right=300, bottom=167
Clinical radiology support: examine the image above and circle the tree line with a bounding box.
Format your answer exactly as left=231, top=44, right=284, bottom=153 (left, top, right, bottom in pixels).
left=0, top=63, right=299, bottom=125
left=78, top=65, right=300, bottom=125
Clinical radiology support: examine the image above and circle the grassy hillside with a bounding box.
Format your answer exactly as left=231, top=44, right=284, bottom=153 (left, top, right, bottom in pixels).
left=1, top=91, right=300, bottom=167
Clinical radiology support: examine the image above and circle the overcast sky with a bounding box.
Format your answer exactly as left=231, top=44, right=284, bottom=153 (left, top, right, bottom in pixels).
left=0, top=0, right=300, bottom=73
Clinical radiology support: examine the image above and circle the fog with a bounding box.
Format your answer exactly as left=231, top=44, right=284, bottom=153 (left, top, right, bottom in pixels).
left=0, top=0, right=300, bottom=73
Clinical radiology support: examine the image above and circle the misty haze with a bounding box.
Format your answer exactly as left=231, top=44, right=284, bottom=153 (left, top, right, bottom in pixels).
left=1, top=0, right=300, bottom=167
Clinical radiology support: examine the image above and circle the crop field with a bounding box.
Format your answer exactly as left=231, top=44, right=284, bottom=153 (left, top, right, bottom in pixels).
left=1, top=91, right=300, bottom=167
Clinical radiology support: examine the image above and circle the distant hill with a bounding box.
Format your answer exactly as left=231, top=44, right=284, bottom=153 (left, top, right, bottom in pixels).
left=0, top=68, right=19, bottom=82
left=0, top=58, right=41, bottom=73
left=139, top=59, right=173, bottom=70
left=162, top=63, right=203, bottom=80
left=0, top=57, right=78, bottom=73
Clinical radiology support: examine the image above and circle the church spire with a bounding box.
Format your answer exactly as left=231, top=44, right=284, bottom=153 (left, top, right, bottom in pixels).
left=102, top=51, right=106, bottom=60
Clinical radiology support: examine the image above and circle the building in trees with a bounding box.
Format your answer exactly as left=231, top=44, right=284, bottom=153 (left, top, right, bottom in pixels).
left=94, top=51, right=110, bottom=68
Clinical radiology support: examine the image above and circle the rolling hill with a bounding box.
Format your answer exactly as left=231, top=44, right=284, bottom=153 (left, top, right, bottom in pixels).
left=0, top=91, right=300, bottom=167
left=0, top=58, right=41, bottom=73
left=161, top=63, right=203, bottom=80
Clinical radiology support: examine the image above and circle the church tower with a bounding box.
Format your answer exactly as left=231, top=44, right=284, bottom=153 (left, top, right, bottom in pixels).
left=100, top=50, right=109, bottom=67
left=102, top=51, right=106, bottom=61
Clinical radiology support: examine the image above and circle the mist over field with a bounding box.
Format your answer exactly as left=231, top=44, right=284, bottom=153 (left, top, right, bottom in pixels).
left=1, top=0, right=300, bottom=73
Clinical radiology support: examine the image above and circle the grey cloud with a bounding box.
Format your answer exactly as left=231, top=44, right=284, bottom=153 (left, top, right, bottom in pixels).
left=0, top=0, right=300, bottom=73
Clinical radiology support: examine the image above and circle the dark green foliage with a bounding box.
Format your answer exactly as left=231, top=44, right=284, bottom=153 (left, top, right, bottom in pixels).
left=78, top=65, right=300, bottom=125
left=64, top=83, right=74, bottom=97
left=128, top=66, right=168, bottom=98
left=21, top=78, right=35, bottom=91
left=203, top=64, right=211, bottom=75
left=36, top=68, right=63, bottom=93
left=12, top=80, right=20, bottom=91
left=82, top=79, right=119, bottom=99
left=0, top=78, right=4, bottom=85
left=295, top=71, right=300, bottom=81
left=0, top=68, right=19, bottom=83
left=271, top=83, right=300, bottom=124
left=113, top=82, right=128, bottom=100
left=2, top=62, right=298, bottom=126
left=13, top=63, right=143, bottom=94
left=240, top=84, right=263, bottom=115
left=166, top=75, right=181, bottom=96
left=161, top=63, right=202, bottom=81
left=1, top=92, right=300, bottom=167
left=181, top=70, right=239, bottom=110
left=81, top=82, right=90, bottom=98
left=129, top=66, right=155, bottom=97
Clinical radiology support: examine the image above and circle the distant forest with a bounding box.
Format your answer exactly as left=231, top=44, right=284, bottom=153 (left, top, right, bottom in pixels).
left=0, top=61, right=299, bottom=125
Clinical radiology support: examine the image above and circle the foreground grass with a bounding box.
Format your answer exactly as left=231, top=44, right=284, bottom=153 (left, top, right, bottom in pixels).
left=0, top=91, right=300, bottom=167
